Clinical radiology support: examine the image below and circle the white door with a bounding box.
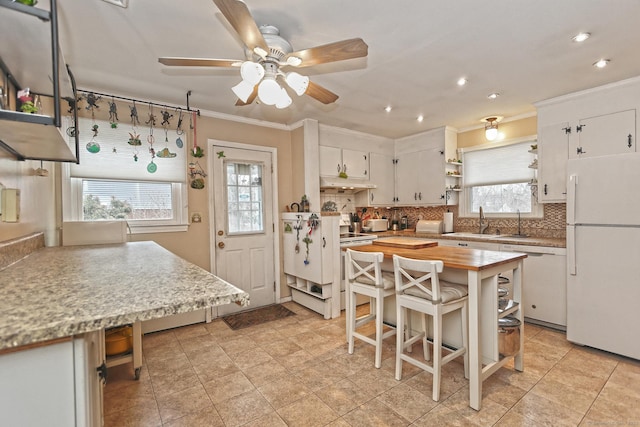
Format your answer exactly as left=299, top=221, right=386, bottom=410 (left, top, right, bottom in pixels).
left=212, top=145, right=275, bottom=315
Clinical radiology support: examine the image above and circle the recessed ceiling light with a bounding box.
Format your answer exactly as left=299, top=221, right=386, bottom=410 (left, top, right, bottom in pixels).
left=593, top=59, right=610, bottom=68
left=572, top=32, right=591, bottom=43
left=487, top=92, right=500, bottom=100
left=457, top=77, right=468, bottom=86
left=417, top=115, right=424, bottom=123
left=384, top=105, right=392, bottom=113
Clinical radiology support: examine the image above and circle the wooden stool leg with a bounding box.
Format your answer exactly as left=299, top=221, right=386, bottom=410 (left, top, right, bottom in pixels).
left=395, top=301, right=404, bottom=380
left=374, top=292, right=384, bottom=368
left=432, top=314, right=442, bottom=401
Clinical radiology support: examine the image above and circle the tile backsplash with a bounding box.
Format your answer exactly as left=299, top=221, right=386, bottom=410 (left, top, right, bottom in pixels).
left=353, top=204, right=566, bottom=239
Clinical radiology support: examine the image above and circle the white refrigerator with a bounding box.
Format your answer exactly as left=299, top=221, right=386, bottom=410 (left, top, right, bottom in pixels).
left=567, top=152, right=640, bottom=360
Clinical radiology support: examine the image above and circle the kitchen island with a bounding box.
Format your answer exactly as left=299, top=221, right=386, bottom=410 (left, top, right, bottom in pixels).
left=349, top=243, right=527, bottom=411
left=0, top=240, right=249, bottom=426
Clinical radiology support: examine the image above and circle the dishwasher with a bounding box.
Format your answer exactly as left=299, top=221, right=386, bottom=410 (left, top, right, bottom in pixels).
left=500, top=243, right=567, bottom=331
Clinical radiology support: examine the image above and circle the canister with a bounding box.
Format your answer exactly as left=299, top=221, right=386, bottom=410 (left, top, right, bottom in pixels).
left=498, top=316, right=521, bottom=357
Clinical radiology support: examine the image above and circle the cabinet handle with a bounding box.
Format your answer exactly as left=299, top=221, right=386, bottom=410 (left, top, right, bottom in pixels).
left=458, top=242, right=468, bottom=247
left=322, top=237, right=326, bottom=248
left=337, top=163, right=341, bottom=173
left=418, top=192, right=422, bottom=200
left=544, top=184, right=548, bottom=195
left=628, top=134, right=633, bottom=148
left=97, top=361, right=108, bottom=385
left=371, top=193, right=374, bottom=202
left=414, top=192, right=417, bottom=200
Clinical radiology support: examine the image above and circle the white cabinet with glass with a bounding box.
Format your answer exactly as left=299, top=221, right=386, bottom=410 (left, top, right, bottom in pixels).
left=319, top=145, right=369, bottom=179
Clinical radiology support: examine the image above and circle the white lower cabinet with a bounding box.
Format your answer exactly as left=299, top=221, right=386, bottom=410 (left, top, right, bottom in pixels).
left=501, top=244, right=567, bottom=329
left=0, top=331, right=104, bottom=427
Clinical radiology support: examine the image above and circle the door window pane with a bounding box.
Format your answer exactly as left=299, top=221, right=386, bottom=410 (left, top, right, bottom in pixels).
left=226, top=161, right=264, bottom=234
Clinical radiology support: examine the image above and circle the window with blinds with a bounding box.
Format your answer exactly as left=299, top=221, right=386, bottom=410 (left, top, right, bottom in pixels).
left=62, top=117, right=189, bottom=232
left=461, top=140, right=540, bottom=217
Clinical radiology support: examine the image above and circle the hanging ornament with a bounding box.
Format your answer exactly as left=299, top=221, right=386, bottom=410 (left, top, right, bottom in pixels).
left=190, top=111, right=204, bottom=157
left=175, top=109, right=184, bottom=148
left=188, top=161, right=207, bottom=189
left=86, top=108, right=100, bottom=153
left=133, top=149, right=139, bottom=162
left=128, top=131, right=141, bottom=146
left=157, top=121, right=176, bottom=158
left=129, top=101, right=140, bottom=126
left=145, top=104, right=156, bottom=126
left=84, top=92, right=101, bottom=112
left=108, top=97, right=119, bottom=128
left=160, top=110, right=173, bottom=127
left=147, top=109, right=157, bottom=172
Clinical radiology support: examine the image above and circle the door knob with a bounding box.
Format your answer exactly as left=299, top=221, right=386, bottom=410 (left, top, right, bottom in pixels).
left=218, top=242, right=225, bottom=249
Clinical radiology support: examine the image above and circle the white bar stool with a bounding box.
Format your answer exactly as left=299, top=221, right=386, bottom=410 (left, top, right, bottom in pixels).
left=392, top=254, right=469, bottom=401
left=345, top=249, right=397, bottom=368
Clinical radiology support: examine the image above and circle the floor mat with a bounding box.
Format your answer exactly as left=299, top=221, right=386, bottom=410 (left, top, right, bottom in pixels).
left=222, top=304, right=296, bottom=330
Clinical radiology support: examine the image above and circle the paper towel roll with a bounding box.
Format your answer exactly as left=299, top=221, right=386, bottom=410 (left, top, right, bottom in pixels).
left=444, top=212, right=454, bottom=233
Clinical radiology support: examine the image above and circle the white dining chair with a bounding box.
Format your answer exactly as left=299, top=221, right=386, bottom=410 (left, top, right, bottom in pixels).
left=345, top=249, right=396, bottom=368
left=392, top=254, right=469, bottom=401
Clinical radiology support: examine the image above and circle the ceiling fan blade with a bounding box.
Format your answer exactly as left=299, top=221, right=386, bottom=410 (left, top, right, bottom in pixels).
left=159, top=57, right=241, bottom=67
left=285, top=38, right=368, bottom=67
left=235, top=85, right=258, bottom=106
left=305, top=81, right=339, bottom=104
left=212, top=0, right=269, bottom=54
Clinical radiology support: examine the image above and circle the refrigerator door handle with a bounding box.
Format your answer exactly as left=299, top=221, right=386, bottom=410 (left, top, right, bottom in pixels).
left=567, top=225, right=577, bottom=275
left=567, top=174, right=578, bottom=225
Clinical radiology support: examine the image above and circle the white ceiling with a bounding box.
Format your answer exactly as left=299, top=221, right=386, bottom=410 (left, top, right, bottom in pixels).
left=56, top=0, right=640, bottom=139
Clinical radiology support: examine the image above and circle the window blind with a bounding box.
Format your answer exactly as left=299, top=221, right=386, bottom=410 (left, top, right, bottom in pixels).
left=70, top=117, right=187, bottom=182
left=463, top=141, right=534, bottom=187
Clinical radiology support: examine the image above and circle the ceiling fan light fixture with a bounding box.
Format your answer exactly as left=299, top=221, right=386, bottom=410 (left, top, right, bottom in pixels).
left=240, top=61, right=265, bottom=85
left=284, top=72, right=310, bottom=96
left=231, top=80, right=255, bottom=103
left=258, top=78, right=282, bottom=106
left=275, top=88, right=293, bottom=109
left=286, top=56, right=303, bottom=67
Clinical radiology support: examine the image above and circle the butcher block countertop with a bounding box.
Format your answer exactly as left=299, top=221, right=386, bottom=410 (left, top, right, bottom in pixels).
left=347, top=244, right=527, bottom=271
left=373, top=237, right=438, bottom=249
left=0, top=241, right=249, bottom=350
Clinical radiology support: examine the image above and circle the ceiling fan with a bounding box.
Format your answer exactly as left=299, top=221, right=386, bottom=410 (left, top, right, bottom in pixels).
left=158, top=0, right=368, bottom=108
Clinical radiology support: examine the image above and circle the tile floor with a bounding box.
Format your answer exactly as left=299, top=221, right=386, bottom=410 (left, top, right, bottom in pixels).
left=104, top=302, right=640, bottom=426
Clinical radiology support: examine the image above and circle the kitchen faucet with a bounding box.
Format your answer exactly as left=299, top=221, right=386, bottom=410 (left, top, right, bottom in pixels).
left=479, top=206, right=488, bottom=234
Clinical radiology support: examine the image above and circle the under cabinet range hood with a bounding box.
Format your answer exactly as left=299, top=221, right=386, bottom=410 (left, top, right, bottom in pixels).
left=319, top=177, right=376, bottom=193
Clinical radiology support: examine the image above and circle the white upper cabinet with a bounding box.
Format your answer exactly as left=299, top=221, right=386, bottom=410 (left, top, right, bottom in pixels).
left=538, top=122, right=570, bottom=202
left=571, top=109, right=635, bottom=158
left=357, top=152, right=395, bottom=206
left=394, top=126, right=456, bottom=206
left=319, top=145, right=369, bottom=179
left=536, top=78, right=640, bottom=202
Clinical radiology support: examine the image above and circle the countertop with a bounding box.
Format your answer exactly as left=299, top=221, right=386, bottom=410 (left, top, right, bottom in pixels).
left=0, top=241, right=249, bottom=350
left=369, top=230, right=566, bottom=248
left=346, top=244, right=527, bottom=271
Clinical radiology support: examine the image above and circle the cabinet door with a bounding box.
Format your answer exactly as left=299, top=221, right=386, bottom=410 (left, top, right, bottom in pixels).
left=418, top=148, right=446, bottom=205
left=395, top=152, right=420, bottom=205
left=573, top=109, right=636, bottom=158
left=342, top=148, right=369, bottom=179
left=319, top=146, right=342, bottom=177
left=522, top=253, right=567, bottom=326
left=538, top=122, right=569, bottom=202
left=367, top=152, right=395, bottom=206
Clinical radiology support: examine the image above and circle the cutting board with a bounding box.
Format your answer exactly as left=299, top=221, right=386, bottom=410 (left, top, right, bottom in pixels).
left=373, top=237, right=438, bottom=249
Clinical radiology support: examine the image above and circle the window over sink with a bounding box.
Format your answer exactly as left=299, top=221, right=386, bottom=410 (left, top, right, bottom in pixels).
left=460, top=137, right=541, bottom=218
